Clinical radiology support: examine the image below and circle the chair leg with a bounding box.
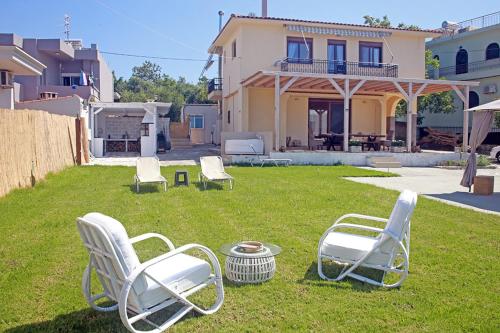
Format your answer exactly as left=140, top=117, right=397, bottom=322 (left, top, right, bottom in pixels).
left=82, top=264, right=118, bottom=312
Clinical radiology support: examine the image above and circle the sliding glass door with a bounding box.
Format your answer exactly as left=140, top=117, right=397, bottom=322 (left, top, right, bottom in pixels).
left=327, top=40, right=346, bottom=74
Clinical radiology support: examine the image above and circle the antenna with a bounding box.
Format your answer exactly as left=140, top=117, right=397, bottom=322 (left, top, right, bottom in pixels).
left=64, top=14, right=71, bottom=41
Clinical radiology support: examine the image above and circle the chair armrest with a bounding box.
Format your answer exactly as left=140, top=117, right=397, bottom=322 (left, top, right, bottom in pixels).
left=127, top=243, right=223, bottom=284
left=129, top=233, right=175, bottom=251
left=331, top=223, right=384, bottom=233
left=333, top=213, right=388, bottom=226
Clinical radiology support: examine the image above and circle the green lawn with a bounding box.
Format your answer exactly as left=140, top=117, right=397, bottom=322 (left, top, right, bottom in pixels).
left=0, top=165, right=498, bottom=332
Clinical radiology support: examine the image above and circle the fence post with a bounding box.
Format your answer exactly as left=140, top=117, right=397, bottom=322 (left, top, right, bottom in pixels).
left=75, top=118, right=82, bottom=165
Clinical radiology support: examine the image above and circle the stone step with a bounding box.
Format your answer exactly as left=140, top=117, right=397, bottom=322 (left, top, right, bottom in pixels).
left=367, top=156, right=402, bottom=168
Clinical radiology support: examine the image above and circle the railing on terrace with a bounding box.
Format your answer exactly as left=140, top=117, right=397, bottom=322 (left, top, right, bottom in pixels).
left=457, top=11, right=500, bottom=31
left=279, top=58, right=399, bottom=78
left=207, top=78, right=222, bottom=94
left=432, top=57, right=500, bottom=77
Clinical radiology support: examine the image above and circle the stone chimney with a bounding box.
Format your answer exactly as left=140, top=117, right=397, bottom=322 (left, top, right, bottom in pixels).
left=262, top=0, right=268, bottom=17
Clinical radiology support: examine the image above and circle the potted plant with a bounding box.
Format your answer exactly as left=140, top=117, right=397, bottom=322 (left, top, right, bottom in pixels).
left=348, top=140, right=362, bottom=153
left=390, top=140, right=406, bottom=153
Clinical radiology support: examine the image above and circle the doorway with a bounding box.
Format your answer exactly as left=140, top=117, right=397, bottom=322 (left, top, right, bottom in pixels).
left=308, top=99, right=344, bottom=138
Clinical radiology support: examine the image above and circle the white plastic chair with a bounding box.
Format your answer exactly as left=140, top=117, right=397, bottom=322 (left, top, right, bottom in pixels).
left=198, top=156, right=233, bottom=190
left=317, top=190, right=417, bottom=288
left=249, top=145, right=292, bottom=167
left=76, top=213, right=224, bottom=332
left=134, top=157, right=167, bottom=192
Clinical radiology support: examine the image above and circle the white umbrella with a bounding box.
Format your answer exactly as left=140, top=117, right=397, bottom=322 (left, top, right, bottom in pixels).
left=460, top=99, right=499, bottom=190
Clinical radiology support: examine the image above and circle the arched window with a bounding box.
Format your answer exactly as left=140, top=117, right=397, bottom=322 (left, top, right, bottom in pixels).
left=456, top=48, right=468, bottom=74
left=486, top=43, right=499, bottom=60
left=469, top=91, right=479, bottom=108
left=433, top=55, right=440, bottom=61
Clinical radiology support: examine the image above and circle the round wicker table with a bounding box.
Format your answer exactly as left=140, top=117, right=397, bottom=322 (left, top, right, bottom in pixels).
left=219, top=242, right=282, bottom=284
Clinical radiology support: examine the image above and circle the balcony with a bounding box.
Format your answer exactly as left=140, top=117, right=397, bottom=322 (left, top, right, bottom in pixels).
left=430, top=58, right=500, bottom=79
left=207, top=78, right=222, bottom=100
left=279, top=58, right=399, bottom=78
left=39, top=84, right=100, bottom=101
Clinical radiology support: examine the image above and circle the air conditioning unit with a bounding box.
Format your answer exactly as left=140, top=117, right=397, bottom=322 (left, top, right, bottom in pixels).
left=0, top=70, right=14, bottom=88
left=483, top=84, right=497, bottom=94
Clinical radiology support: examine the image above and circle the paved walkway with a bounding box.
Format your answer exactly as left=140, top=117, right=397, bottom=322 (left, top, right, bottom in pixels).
left=346, top=166, right=500, bottom=216
left=90, top=145, right=219, bottom=167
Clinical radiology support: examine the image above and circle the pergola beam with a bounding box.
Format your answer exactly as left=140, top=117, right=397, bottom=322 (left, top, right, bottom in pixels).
left=280, top=76, right=299, bottom=95
left=329, top=79, right=345, bottom=98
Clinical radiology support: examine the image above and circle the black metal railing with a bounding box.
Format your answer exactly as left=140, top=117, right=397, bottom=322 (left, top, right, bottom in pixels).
left=279, top=58, right=398, bottom=78
left=434, top=58, right=500, bottom=77
left=207, top=78, right=222, bottom=94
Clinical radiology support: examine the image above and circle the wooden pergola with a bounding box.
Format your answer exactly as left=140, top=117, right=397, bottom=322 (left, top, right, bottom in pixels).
left=241, top=71, right=479, bottom=151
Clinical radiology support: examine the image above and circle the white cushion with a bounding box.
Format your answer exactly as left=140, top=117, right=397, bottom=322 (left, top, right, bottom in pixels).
left=385, top=190, right=417, bottom=240
left=321, top=232, right=390, bottom=266
left=139, top=253, right=211, bottom=309
left=83, top=213, right=140, bottom=276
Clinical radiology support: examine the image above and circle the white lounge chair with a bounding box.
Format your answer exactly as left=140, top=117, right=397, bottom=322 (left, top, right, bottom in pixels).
left=134, top=157, right=167, bottom=192
left=198, top=156, right=233, bottom=190
left=317, top=190, right=417, bottom=288
left=76, top=213, right=224, bottom=333
left=249, top=145, right=292, bottom=167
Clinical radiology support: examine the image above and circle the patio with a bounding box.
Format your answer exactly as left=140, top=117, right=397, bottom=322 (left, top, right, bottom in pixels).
left=0, top=165, right=498, bottom=332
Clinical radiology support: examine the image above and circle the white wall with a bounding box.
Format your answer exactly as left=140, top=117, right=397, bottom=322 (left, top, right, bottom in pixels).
left=0, top=88, right=14, bottom=109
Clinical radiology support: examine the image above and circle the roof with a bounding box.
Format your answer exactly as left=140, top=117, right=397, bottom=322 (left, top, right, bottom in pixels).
left=210, top=14, right=442, bottom=50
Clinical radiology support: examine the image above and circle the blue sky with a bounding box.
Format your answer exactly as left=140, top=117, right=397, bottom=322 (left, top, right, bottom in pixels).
left=1, top=0, right=498, bottom=83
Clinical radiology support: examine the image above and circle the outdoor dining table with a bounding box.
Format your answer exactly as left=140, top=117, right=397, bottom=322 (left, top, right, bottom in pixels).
left=351, top=134, right=385, bottom=151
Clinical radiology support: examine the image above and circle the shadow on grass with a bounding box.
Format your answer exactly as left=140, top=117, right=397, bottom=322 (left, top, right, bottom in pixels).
left=297, top=261, right=383, bottom=292
left=6, top=303, right=200, bottom=333
left=122, top=184, right=163, bottom=194
left=193, top=181, right=224, bottom=191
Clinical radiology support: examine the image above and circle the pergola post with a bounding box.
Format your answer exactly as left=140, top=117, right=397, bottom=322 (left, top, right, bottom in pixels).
left=343, top=79, right=350, bottom=152
left=463, top=86, right=470, bottom=150
left=407, top=82, right=413, bottom=152
left=274, top=74, right=280, bottom=151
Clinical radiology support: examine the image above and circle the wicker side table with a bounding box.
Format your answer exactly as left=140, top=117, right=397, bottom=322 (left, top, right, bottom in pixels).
left=219, top=242, right=281, bottom=284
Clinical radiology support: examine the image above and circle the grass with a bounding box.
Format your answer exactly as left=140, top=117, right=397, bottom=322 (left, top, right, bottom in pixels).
left=0, top=165, right=498, bottom=332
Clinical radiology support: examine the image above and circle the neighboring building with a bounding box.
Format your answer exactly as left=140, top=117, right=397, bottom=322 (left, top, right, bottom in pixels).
left=207, top=12, right=478, bottom=153
left=89, top=102, right=171, bottom=157
left=424, top=11, right=500, bottom=131
left=0, top=33, right=113, bottom=103
left=0, top=34, right=45, bottom=109
left=181, top=104, right=220, bottom=144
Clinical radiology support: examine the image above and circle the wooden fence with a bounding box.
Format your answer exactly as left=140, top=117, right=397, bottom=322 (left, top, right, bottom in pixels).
left=0, top=109, right=88, bottom=197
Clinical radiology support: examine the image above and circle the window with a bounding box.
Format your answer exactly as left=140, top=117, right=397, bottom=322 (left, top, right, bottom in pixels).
left=433, top=55, right=440, bottom=61
left=62, top=75, right=81, bottom=86
left=140, top=123, right=149, bottom=136
left=456, top=48, right=468, bottom=74
left=232, top=40, right=237, bottom=59
left=287, top=37, right=313, bottom=63
left=486, top=43, right=499, bottom=60
left=227, top=110, right=231, bottom=124
left=359, top=42, right=382, bottom=67
left=469, top=91, right=480, bottom=108
left=190, top=115, right=204, bottom=129
left=327, top=40, right=346, bottom=74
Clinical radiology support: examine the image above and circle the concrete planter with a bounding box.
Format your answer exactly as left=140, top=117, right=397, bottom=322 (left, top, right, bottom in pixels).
left=390, top=146, right=406, bottom=153
left=349, top=146, right=362, bottom=153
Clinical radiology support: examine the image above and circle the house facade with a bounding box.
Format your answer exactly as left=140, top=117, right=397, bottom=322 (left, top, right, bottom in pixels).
left=181, top=104, right=220, bottom=144
left=207, top=15, right=477, bottom=153
left=424, top=11, right=500, bottom=130
left=0, top=33, right=113, bottom=103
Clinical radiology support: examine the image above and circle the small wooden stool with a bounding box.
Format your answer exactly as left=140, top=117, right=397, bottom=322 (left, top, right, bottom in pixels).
left=174, top=170, right=189, bottom=187
left=473, top=176, right=494, bottom=195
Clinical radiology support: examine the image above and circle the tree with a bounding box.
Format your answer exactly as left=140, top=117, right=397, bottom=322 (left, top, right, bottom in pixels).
left=131, top=61, right=162, bottom=82
left=363, top=15, right=391, bottom=27
left=113, top=61, right=215, bottom=121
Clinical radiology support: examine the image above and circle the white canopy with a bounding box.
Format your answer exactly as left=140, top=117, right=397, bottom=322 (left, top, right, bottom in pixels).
left=466, top=99, right=500, bottom=112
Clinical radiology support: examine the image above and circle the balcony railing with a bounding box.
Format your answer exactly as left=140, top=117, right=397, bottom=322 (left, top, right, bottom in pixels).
left=207, top=78, right=222, bottom=94
left=432, top=58, right=500, bottom=78
left=279, top=58, right=399, bottom=78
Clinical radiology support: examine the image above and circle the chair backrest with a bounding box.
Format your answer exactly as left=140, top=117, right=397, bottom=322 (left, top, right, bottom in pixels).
left=376, top=190, right=417, bottom=261
left=136, top=157, right=161, bottom=179
left=200, top=156, right=225, bottom=177
left=76, top=213, right=147, bottom=304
